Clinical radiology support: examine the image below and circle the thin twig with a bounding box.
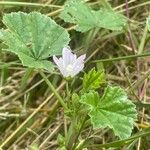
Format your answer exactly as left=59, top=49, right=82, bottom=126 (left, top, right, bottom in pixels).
left=91, top=52, right=150, bottom=63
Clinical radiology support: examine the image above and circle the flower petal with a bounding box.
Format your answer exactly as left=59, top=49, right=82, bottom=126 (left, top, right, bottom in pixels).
left=53, top=47, right=86, bottom=78
left=72, top=64, right=84, bottom=76
left=62, top=47, right=77, bottom=66
left=71, top=54, right=86, bottom=76
left=73, top=54, right=86, bottom=67
left=53, top=55, right=60, bottom=67
left=76, top=54, right=86, bottom=63
left=53, top=56, right=67, bottom=77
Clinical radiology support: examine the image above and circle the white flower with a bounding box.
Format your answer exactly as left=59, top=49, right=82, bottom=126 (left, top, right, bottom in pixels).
left=53, top=47, right=86, bottom=78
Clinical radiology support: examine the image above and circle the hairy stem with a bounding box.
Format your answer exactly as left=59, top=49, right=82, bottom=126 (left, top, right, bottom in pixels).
left=39, top=71, right=68, bottom=110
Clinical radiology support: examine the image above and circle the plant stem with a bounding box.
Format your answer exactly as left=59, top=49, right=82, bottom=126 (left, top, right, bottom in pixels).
left=66, top=114, right=88, bottom=150
left=66, top=118, right=78, bottom=150
left=137, top=22, right=148, bottom=98
left=39, top=71, right=68, bottom=110
left=66, top=81, right=70, bottom=99
left=125, top=0, right=137, bottom=53
left=0, top=1, right=62, bottom=8
left=101, top=0, right=112, bottom=10
left=91, top=52, right=150, bottom=63
left=119, top=1, right=150, bottom=13
left=72, top=115, right=88, bottom=149
left=20, top=68, right=34, bottom=91
left=138, top=24, right=148, bottom=54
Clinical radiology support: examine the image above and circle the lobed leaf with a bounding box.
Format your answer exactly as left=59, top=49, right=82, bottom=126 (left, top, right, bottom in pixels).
left=83, top=68, right=105, bottom=91
left=60, top=0, right=127, bottom=32
left=80, top=86, right=137, bottom=139
left=1, top=12, right=70, bottom=71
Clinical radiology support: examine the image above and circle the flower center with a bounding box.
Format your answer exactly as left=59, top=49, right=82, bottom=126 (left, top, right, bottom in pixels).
left=66, top=64, right=74, bottom=73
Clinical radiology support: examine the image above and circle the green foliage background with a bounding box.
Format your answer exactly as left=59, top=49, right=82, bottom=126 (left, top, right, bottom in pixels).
left=0, top=0, right=150, bottom=149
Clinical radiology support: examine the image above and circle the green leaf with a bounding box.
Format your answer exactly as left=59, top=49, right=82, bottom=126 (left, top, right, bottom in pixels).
left=1, top=12, right=70, bottom=71
left=83, top=68, right=105, bottom=91
left=57, top=134, right=66, bottom=150
left=60, top=0, right=127, bottom=32
left=80, top=86, right=137, bottom=139
left=29, top=144, right=40, bottom=150
left=147, top=16, right=150, bottom=31
left=18, top=52, right=54, bottom=71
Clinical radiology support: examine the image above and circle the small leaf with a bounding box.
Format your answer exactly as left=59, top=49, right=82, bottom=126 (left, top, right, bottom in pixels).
left=29, top=144, right=40, bottom=150
left=57, top=134, right=67, bottom=150
left=60, top=0, right=127, bottom=32
left=80, top=86, right=137, bottom=139
left=83, top=68, right=105, bottom=91
left=147, top=16, right=150, bottom=31
left=1, top=12, right=70, bottom=71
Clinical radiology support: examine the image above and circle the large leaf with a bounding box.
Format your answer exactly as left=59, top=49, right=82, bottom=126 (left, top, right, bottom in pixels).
left=80, top=86, right=137, bottom=139
left=60, top=0, right=127, bottom=32
left=83, top=68, right=105, bottom=91
left=1, top=12, right=70, bottom=71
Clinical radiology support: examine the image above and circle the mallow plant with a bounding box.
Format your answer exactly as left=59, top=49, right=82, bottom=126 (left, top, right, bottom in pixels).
left=0, top=11, right=137, bottom=150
